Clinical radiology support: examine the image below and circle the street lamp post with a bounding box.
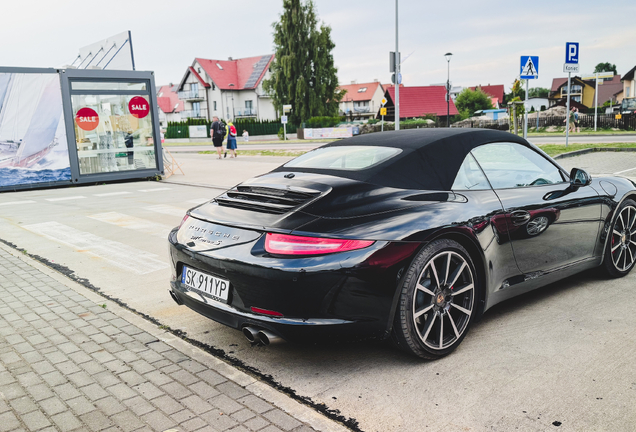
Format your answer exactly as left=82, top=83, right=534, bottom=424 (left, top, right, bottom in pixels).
left=445, top=53, right=452, bottom=127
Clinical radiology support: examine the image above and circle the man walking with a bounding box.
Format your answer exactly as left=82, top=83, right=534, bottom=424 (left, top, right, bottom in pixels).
left=211, top=116, right=225, bottom=159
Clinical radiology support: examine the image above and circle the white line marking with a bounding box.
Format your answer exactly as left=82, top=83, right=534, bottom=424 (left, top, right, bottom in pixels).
left=45, top=196, right=86, bottom=202
left=613, top=167, right=636, bottom=175
left=88, top=212, right=173, bottom=238
left=93, top=192, right=133, bottom=197
left=0, top=201, right=37, bottom=206
left=23, top=221, right=168, bottom=275
left=186, top=198, right=210, bottom=205
left=138, top=188, right=172, bottom=193
left=145, top=204, right=189, bottom=218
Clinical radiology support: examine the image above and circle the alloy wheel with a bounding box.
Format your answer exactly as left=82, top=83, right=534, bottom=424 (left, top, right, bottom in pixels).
left=610, top=205, right=636, bottom=272
left=412, top=251, right=474, bottom=350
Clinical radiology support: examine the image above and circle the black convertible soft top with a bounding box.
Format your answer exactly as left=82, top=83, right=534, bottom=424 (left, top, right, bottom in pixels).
left=274, top=128, right=531, bottom=191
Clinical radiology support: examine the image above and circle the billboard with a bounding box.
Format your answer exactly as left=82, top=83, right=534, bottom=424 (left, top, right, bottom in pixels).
left=0, top=72, right=71, bottom=187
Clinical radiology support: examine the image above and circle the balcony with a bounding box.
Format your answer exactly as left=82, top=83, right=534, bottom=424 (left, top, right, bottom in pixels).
left=178, top=90, right=205, bottom=101
left=234, top=108, right=257, bottom=118
left=181, top=110, right=206, bottom=119
left=353, top=106, right=371, bottom=113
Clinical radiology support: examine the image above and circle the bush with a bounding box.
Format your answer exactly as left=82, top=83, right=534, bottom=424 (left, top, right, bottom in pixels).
left=303, top=116, right=344, bottom=128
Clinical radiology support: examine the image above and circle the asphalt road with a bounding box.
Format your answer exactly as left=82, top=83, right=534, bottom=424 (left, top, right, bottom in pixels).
left=1, top=152, right=635, bottom=431
left=164, top=134, right=636, bottom=154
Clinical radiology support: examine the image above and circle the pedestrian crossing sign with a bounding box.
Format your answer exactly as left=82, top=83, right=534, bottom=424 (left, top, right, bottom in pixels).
left=520, top=56, right=539, bottom=79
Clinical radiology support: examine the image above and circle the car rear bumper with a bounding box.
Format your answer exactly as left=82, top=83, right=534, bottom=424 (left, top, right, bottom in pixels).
left=168, top=227, right=420, bottom=343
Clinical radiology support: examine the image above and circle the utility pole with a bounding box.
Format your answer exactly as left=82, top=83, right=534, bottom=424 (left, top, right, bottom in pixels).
left=394, top=0, right=399, bottom=130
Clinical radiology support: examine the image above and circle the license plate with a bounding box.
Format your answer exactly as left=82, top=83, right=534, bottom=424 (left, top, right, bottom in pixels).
left=181, top=266, right=230, bottom=303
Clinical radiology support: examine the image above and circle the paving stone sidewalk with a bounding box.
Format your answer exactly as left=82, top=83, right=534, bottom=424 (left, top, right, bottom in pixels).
left=0, top=245, right=343, bottom=432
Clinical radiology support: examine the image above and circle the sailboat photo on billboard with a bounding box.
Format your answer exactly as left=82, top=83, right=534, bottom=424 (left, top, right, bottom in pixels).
left=0, top=72, right=71, bottom=187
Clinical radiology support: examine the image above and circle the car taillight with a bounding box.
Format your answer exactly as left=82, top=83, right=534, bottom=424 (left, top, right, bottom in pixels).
left=178, top=214, right=189, bottom=229
left=265, top=233, right=374, bottom=255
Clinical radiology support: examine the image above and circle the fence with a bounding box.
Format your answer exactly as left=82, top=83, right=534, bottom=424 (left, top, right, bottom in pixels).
left=165, top=121, right=298, bottom=139
left=452, top=114, right=636, bottom=131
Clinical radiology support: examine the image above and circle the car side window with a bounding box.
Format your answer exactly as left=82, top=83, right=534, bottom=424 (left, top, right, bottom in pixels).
left=471, top=142, right=565, bottom=189
left=451, top=153, right=491, bottom=190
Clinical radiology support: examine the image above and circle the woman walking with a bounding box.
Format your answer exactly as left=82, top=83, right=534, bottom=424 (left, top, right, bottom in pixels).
left=225, top=121, right=238, bottom=158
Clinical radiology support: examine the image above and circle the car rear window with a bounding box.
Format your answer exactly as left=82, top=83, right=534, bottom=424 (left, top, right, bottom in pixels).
left=284, top=146, right=402, bottom=171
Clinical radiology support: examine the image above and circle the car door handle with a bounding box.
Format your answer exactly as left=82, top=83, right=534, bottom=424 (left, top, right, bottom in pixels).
left=510, top=210, right=531, bottom=226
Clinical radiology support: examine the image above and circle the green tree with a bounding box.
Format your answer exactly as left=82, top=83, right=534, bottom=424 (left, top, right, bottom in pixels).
left=594, top=62, right=617, bottom=75
left=263, top=0, right=344, bottom=125
left=528, top=87, right=549, bottom=98
left=504, top=79, right=526, bottom=103
left=454, top=88, right=494, bottom=119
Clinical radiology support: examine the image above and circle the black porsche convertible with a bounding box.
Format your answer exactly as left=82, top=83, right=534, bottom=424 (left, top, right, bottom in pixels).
left=168, top=129, right=636, bottom=359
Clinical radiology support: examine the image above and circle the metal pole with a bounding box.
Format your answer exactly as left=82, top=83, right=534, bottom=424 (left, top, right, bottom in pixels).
left=594, top=72, right=599, bottom=131
left=381, top=115, right=384, bottom=132
left=524, top=79, right=528, bottom=138
left=394, top=0, right=399, bottom=130
left=128, top=30, right=136, bottom=71
left=446, top=60, right=450, bottom=127
left=565, top=72, right=571, bottom=148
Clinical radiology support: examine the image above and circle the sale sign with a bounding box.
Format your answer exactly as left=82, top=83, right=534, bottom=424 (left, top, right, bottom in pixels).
left=75, top=107, right=99, bottom=131
left=129, top=96, right=150, bottom=119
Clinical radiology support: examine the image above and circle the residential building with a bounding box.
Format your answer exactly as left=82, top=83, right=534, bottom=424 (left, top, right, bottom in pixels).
left=469, top=84, right=505, bottom=108
left=524, top=97, right=549, bottom=112
left=594, top=75, right=623, bottom=107
left=549, top=77, right=595, bottom=108
left=622, top=65, right=636, bottom=101
left=338, top=81, right=384, bottom=120
left=382, top=85, right=458, bottom=122
left=177, top=55, right=277, bottom=122
left=157, top=84, right=184, bottom=127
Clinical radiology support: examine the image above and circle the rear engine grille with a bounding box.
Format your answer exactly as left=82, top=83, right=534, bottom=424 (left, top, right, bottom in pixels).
left=215, top=186, right=321, bottom=214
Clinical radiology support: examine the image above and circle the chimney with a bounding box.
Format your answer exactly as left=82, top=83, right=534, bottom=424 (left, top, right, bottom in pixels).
left=228, top=57, right=233, bottom=61
left=374, top=78, right=378, bottom=82
left=351, top=80, right=357, bottom=85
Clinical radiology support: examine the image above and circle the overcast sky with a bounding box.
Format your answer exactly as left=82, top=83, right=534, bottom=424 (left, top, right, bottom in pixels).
left=2, top=0, right=635, bottom=93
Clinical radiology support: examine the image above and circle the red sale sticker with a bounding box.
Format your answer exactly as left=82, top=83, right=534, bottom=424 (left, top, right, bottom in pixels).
left=129, top=96, right=150, bottom=119
left=75, top=107, right=99, bottom=131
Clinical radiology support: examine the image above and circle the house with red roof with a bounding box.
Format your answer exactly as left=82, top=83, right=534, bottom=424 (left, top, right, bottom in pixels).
left=156, top=84, right=184, bottom=127
left=382, top=86, right=458, bottom=122
left=177, top=55, right=276, bottom=121
left=469, top=84, right=505, bottom=108
left=338, top=81, right=384, bottom=120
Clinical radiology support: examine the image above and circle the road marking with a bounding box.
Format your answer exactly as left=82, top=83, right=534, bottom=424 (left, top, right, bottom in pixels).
left=45, top=196, right=86, bottom=202
left=88, top=212, right=173, bottom=238
left=23, top=221, right=168, bottom=275
left=145, top=204, right=189, bottom=218
left=0, top=201, right=37, bottom=206
left=138, top=188, right=172, bottom=193
left=613, top=167, right=636, bottom=175
left=94, top=192, right=133, bottom=197
left=186, top=198, right=210, bottom=205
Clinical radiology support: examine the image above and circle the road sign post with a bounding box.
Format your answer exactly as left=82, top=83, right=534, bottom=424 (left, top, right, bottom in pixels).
left=520, top=56, right=539, bottom=139
left=281, top=115, right=288, bottom=141
left=380, top=98, right=387, bottom=132
left=564, top=43, right=579, bottom=148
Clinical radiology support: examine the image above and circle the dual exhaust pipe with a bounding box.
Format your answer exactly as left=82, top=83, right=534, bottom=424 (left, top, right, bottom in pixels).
left=242, top=326, right=284, bottom=346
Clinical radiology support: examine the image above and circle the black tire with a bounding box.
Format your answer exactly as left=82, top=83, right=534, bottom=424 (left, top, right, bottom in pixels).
left=392, top=239, right=479, bottom=360
left=603, top=199, right=636, bottom=278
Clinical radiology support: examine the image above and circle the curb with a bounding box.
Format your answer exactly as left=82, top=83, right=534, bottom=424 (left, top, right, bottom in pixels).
left=554, top=147, right=636, bottom=160
left=0, top=241, right=352, bottom=432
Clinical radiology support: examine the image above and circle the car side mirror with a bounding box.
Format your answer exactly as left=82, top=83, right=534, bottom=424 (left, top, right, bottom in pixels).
left=570, top=168, right=592, bottom=187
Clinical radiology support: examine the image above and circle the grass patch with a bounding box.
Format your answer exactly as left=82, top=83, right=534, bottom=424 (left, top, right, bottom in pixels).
left=199, top=150, right=307, bottom=157
left=537, top=142, right=636, bottom=157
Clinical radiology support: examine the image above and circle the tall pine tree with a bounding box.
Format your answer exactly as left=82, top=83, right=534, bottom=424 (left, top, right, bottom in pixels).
left=263, top=0, right=343, bottom=125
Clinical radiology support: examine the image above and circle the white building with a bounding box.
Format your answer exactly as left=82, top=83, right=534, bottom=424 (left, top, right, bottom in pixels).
left=156, top=84, right=184, bottom=128
left=338, top=81, right=385, bottom=120
left=177, top=55, right=277, bottom=122
left=524, top=97, right=550, bottom=112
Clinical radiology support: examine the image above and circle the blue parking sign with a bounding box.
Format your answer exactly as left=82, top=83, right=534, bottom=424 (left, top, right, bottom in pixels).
left=565, top=42, right=579, bottom=64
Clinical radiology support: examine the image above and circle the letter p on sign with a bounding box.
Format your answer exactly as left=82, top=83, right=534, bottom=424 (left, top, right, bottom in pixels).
left=566, top=42, right=579, bottom=64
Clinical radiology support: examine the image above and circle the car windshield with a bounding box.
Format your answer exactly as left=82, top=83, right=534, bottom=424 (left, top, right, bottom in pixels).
left=284, top=146, right=402, bottom=171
